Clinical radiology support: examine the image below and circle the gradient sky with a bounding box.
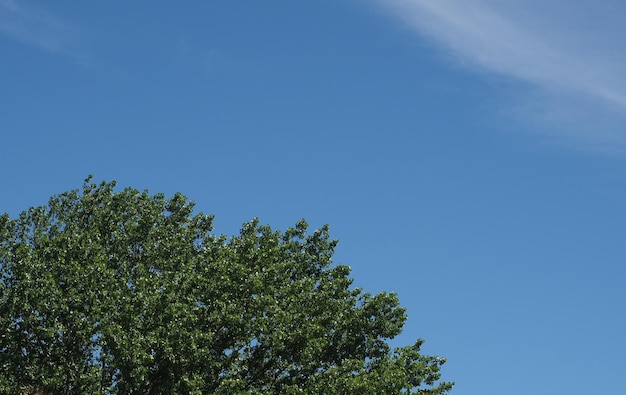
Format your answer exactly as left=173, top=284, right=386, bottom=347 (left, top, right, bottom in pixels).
left=2, top=1, right=625, bottom=394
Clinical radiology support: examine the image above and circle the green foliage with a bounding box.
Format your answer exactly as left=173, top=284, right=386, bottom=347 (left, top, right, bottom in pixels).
left=0, top=177, right=453, bottom=394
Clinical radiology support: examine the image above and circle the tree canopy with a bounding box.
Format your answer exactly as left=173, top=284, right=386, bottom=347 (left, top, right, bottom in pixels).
left=0, top=178, right=453, bottom=394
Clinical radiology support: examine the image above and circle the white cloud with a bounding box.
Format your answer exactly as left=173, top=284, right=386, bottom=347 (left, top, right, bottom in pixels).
left=0, top=0, right=82, bottom=58
left=375, top=0, right=626, bottom=151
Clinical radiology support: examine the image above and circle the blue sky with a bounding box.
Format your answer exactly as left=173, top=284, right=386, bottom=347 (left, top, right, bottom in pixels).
left=2, top=1, right=625, bottom=393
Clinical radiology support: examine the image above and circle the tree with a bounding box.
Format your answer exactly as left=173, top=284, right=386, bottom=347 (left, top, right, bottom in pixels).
left=0, top=177, right=453, bottom=394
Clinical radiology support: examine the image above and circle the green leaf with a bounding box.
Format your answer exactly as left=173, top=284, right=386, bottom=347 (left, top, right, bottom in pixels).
left=0, top=178, right=453, bottom=394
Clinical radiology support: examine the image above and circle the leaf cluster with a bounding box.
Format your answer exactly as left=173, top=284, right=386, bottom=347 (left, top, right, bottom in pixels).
left=0, top=178, right=453, bottom=394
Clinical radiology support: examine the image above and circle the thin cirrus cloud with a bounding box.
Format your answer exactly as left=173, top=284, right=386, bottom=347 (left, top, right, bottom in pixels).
left=376, top=0, right=626, bottom=150
left=0, top=0, right=82, bottom=59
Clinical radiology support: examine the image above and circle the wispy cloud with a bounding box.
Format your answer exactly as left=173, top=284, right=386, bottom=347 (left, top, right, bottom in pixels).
left=375, top=0, right=626, bottom=151
left=0, top=0, right=83, bottom=59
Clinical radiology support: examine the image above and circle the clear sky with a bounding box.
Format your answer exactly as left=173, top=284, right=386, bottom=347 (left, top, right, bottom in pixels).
left=2, top=1, right=625, bottom=393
